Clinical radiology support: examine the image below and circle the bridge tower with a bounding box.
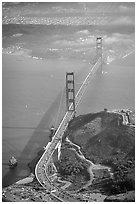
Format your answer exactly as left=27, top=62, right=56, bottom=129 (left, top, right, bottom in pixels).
left=96, top=36, right=102, bottom=58
left=66, top=72, right=75, bottom=115
left=96, top=36, right=103, bottom=73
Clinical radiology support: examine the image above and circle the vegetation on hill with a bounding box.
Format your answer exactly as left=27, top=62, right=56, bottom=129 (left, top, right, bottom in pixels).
left=54, top=144, right=91, bottom=191
left=55, top=110, right=135, bottom=198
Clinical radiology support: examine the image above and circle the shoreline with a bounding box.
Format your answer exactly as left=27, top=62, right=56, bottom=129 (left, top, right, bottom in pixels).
left=2, top=51, right=135, bottom=188
left=2, top=54, right=88, bottom=186
left=2, top=148, right=44, bottom=188
left=2, top=108, right=135, bottom=202
left=2, top=45, right=135, bottom=65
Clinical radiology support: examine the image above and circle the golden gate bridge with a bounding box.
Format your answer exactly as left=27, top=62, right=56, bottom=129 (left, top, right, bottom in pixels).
left=35, top=37, right=103, bottom=202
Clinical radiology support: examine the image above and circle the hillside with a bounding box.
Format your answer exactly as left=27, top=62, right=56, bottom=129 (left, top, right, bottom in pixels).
left=55, top=110, right=135, bottom=200
left=67, top=111, right=134, bottom=162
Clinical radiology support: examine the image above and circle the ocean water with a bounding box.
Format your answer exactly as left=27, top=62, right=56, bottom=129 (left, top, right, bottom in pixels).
left=2, top=20, right=135, bottom=187
left=2, top=54, right=89, bottom=186
left=77, top=52, right=135, bottom=115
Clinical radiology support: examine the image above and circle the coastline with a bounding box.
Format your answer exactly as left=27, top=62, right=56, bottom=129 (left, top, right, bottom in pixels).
left=2, top=148, right=44, bottom=188
left=2, top=53, right=90, bottom=187
left=2, top=2, right=135, bottom=201
left=2, top=108, right=135, bottom=202
left=3, top=50, right=134, bottom=188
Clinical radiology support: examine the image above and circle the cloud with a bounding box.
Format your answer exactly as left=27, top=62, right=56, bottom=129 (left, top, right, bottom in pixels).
left=77, top=37, right=95, bottom=45
left=119, top=4, right=135, bottom=13
left=111, top=16, right=135, bottom=26
left=53, top=39, right=77, bottom=47
left=119, top=5, right=130, bottom=12
left=104, top=37, right=119, bottom=44
left=104, top=33, right=134, bottom=45
left=75, top=30, right=90, bottom=36
left=52, top=35, right=95, bottom=48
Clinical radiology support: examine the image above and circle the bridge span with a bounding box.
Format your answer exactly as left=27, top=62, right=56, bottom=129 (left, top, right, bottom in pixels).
left=35, top=57, right=102, bottom=201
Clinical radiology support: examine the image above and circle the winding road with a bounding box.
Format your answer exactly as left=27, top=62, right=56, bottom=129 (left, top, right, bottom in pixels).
left=35, top=58, right=102, bottom=201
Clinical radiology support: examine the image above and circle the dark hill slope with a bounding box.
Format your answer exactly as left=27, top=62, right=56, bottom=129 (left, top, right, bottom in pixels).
left=67, top=111, right=134, bottom=163
left=65, top=110, right=135, bottom=196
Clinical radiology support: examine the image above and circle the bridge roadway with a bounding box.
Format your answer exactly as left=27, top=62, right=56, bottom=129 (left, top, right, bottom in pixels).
left=35, top=58, right=102, bottom=201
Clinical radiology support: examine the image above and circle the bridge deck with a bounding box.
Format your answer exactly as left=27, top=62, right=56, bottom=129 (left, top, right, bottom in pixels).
left=35, top=58, right=101, bottom=201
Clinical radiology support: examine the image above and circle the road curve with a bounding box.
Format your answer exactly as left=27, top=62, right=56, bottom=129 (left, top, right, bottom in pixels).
left=35, top=58, right=102, bottom=201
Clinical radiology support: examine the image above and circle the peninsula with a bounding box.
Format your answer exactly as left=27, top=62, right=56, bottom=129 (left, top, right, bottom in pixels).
left=2, top=109, right=135, bottom=202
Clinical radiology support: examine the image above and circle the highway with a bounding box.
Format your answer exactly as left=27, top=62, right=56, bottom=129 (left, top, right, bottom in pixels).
left=35, top=58, right=102, bottom=201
